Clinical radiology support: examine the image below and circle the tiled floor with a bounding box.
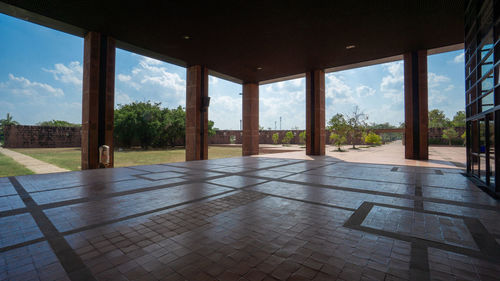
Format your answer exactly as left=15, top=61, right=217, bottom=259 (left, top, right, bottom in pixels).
left=0, top=155, right=499, bottom=281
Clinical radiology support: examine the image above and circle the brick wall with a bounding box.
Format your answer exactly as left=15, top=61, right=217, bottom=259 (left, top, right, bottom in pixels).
left=208, top=128, right=464, bottom=145
left=3, top=125, right=81, bottom=148
left=2, top=126, right=465, bottom=148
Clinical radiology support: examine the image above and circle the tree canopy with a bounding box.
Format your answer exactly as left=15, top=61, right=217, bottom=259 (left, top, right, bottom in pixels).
left=37, top=120, right=81, bottom=127
left=452, top=111, right=465, bottom=127
left=114, top=101, right=217, bottom=149
left=0, top=113, right=19, bottom=143
left=429, top=109, right=451, bottom=128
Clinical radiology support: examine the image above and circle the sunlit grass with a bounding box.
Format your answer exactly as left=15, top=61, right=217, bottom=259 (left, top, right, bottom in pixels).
left=12, top=146, right=243, bottom=171
left=0, top=152, right=34, bottom=177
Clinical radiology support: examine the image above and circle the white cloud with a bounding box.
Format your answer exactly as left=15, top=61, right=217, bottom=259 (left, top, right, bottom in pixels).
left=380, top=62, right=403, bottom=94
left=379, top=62, right=404, bottom=104
left=141, top=57, right=163, bottom=65
left=115, top=56, right=186, bottom=108
left=444, top=84, right=455, bottom=91
left=259, top=78, right=305, bottom=129
left=326, top=75, right=375, bottom=107
left=115, top=90, right=132, bottom=106
left=325, top=74, right=356, bottom=104
left=117, top=74, right=131, bottom=82
left=428, top=72, right=450, bottom=87
left=355, top=85, right=375, bottom=97
left=453, top=53, right=465, bottom=63
left=44, top=61, right=82, bottom=86
left=211, top=95, right=240, bottom=109
left=136, top=58, right=185, bottom=92
left=117, top=74, right=140, bottom=90
left=0, top=74, right=64, bottom=97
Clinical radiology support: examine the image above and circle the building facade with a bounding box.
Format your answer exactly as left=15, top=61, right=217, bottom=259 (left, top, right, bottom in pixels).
left=465, top=0, right=500, bottom=192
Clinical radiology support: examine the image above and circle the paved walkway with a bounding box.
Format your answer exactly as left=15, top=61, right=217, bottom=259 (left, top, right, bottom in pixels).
left=0, top=154, right=498, bottom=281
left=258, top=141, right=466, bottom=169
left=0, top=147, right=69, bottom=174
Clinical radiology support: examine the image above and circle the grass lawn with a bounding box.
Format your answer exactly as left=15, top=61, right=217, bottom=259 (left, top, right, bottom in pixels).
left=12, top=146, right=242, bottom=171
left=0, top=152, right=34, bottom=177
left=12, top=147, right=82, bottom=171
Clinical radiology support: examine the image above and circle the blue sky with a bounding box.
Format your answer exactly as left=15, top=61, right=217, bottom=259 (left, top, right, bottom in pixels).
left=0, top=13, right=465, bottom=129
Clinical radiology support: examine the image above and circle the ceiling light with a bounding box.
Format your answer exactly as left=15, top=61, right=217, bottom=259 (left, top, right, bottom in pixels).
left=346, top=45, right=356, bottom=50
left=257, top=67, right=263, bottom=70
left=183, top=35, right=191, bottom=40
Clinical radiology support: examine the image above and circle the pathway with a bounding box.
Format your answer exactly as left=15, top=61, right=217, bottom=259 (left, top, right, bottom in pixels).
left=0, top=147, right=69, bottom=174
left=257, top=141, right=466, bottom=169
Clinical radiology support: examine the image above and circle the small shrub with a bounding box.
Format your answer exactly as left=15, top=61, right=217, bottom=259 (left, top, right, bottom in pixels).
left=229, top=135, right=236, bottom=144
left=272, top=133, right=280, bottom=144
left=330, top=132, right=346, bottom=151
left=461, top=131, right=466, bottom=146
left=299, top=131, right=306, bottom=145
left=282, top=131, right=294, bottom=145
left=365, top=132, right=382, bottom=145
left=442, top=128, right=458, bottom=145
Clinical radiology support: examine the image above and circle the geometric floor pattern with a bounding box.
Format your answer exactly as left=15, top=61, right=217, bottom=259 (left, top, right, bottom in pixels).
left=0, top=156, right=499, bottom=281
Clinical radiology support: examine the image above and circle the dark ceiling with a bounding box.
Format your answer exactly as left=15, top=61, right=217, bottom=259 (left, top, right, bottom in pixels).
left=1, top=0, right=464, bottom=83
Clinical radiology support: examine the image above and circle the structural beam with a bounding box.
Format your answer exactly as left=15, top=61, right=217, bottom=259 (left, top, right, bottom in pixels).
left=186, top=65, right=209, bottom=161
left=306, top=70, right=326, bottom=155
left=242, top=83, right=259, bottom=156
left=81, top=31, right=115, bottom=170
left=404, top=50, right=428, bottom=160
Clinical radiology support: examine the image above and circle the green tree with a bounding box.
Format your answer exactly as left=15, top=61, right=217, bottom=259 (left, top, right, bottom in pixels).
left=452, top=111, right=466, bottom=127
left=367, top=122, right=396, bottom=129
left=37, top=120, right=81, bottom=127
left=272, top=133, right=280, bottom=144
left=442, top=128, right=459, bottom=145
left=329, top=132, right=346, bottom=151
left=0, top=113, right=19, bottom=126
left=429, top=109, right=451, bottom=128
left=282, top=131, right=294, bottom=145
left=208, top=120, right=218, bottom=137
left=114, top=101, right=163, bottom=149
left=298, top=131, right=306, bottom=145
left=365, top=132, right=382, bottom=145
left=328, top=113, right=349, bottom=138
left=157, top=106, right=186, bottom=147
left=0, top=113, right=20, bottom=144
left=346, top=106, right=368, bottom=149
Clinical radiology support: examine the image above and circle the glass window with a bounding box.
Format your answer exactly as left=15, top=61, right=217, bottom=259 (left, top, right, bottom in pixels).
left=480, top=53, right=494, bottom=76
left=481, top=92, right=494, bottom=112
left=496, top=62, right=500, bottom=86
left=481, top=76, right=494, bottom=93
left=480, top=119, right=486, bottom=155
left=489, top=119, right=495, bottom=185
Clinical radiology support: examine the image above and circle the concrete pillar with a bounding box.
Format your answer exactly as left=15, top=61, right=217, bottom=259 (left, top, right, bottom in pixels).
left=404, top=50, right=428, bottom=160
left=306, top=70, right=326, bottom=155
left=185, top=65, right=209, bottom=161
left=242, top=83, right=259, bottom=156
left=81, top=32, right=115, bottom=170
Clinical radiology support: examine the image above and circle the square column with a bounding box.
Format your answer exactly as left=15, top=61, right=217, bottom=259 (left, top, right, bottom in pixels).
left=404, top=50, right=428, bottom=160
left=306, top=70, right=326, bottom=155
left=186, top=65, right=209, bottom=161
left=81, top=32, right=115, bottom=169
left=242, top=83, right=259, bottom=156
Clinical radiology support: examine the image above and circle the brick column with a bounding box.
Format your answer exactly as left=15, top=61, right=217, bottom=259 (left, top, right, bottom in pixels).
left=185, top=65, right=209, bottom=161
left=242, top=83, right=259, bottom=156
left=81, top=32, right=115, bottom=169
left=306, top=70, right=326, bottom=155
left=404, top=50, right=428, bottom=160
